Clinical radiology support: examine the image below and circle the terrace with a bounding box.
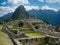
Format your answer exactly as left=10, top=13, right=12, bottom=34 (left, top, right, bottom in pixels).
left=7, top=22, right=45, bottom=38
left=5, top=20, right=60, bottom=45
left=25, top=32, right=45, bottom=38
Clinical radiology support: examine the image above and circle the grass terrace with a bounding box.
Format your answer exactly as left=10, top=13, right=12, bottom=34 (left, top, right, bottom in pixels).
left=7, top=22, right=45, bottom=38
left=7, top=25, right=14, bottom=29
left=7, top=23, right=32, bottom=29
left=19, top=23, right=35, bottom=33
left=25, top=32, right=45, bottom=38
left=21, top=23, right=31, bottom=28
left=7, top=23, right=34, bottom=32
left=0, top=25, right=2, bottom=31
left=0, top=25, right=13, bottom=45
left=20, top=28, right=34, bottom=33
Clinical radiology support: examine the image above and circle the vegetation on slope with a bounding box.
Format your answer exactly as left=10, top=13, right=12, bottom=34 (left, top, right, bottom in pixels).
left=0, top=25, right=13, bottom=45
left=12, top=5, right=29, bottom=20
left=25, top=32, right=45, bottom=38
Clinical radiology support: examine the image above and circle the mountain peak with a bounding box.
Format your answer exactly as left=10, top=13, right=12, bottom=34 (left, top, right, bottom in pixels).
left=12, top=5, right=29, bottom=20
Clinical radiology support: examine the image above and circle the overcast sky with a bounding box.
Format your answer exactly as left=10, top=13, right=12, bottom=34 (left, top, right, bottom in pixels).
left=0, top=0, right=60, bottom=17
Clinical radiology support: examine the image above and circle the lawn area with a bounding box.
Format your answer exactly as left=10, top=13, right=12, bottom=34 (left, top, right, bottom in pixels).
left=20, top=28, right=34, bottom=33
left=7, top=25, right=14, bottom=29
left=0, top=25, right=2, bottom=31
left=7, top=23, right=31, bottom=29
left=25, top=32, right=45, bottom=38
left=0, top=25, right=13, bottom=45
left=21, top=23, right=31, bottom=28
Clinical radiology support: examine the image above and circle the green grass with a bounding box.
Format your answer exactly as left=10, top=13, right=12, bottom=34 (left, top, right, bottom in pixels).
left=7, top=25, right=14, bottom=29
left=0, top=25, right=2, bottom=31
left=0, top=32, right=13, bottom=45
left=21, top=23, right=31, bottom=28
left=20, top=28, right=34, bottom=33
left=19, top=23, right=34, bottom=33
left=0, top=25, right=13, bottom=45
left=25, top=32, right=45, bottom=38
left=7, top=23, right=45, bottom=38
left=7, top=23, right=31, bottom=29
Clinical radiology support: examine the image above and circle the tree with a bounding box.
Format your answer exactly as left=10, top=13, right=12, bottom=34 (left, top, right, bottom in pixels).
left=18, top=21, right=23, bottom=28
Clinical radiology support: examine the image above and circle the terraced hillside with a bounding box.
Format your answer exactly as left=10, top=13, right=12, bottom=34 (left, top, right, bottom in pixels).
left=7, top=21, right=45, bottom=38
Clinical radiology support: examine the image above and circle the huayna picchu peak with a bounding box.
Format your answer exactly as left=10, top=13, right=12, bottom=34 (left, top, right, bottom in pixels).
left=12, top=5, right=29, bottom=20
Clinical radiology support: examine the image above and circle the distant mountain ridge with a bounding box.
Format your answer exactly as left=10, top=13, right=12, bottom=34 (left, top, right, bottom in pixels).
left=0, top=5, right=60, bottom=26
left=0, top=12, right=13, bottom=21
left=28, top=9, right=60, bottom=26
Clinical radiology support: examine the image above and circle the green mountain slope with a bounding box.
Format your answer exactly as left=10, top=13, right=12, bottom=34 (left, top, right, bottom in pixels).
left=12, top=5, right=29, bottom=20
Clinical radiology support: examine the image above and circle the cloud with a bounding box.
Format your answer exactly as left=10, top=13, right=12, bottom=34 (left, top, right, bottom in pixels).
left=0, top=5, right=58, bottom=17
left=46, top=0, right=60, bottom=4
left=46, top=0, right=57, bottom=3
left=38, top=0, right=60, bottom=4
left=8, top=0, right=29, bottom=5
left=1, top=2, right=6, bottom=5
left=0, top=6, right=15, bottom=17
left=38, top=0, right=44, bottom=2
left=0, top=5, right=39, bottom=17
left=24, top=5, right=39, bottom=11
left=41, top=5, right=59, bottom=11
left=24, top=5, right=59, bottom=11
